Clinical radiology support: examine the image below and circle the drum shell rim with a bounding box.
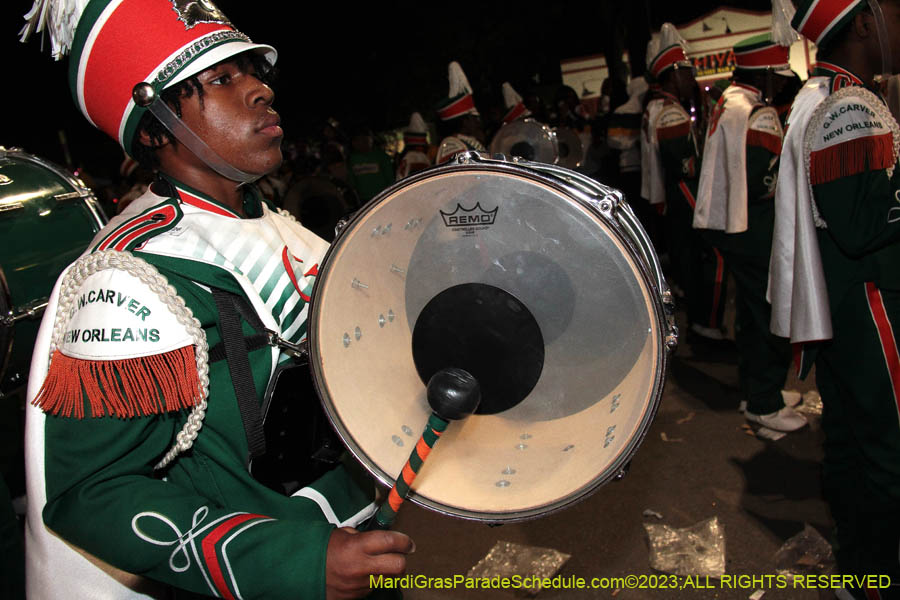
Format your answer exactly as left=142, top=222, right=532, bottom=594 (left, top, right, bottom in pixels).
left=0, top=266, right=12, bottom=385
left=307, top=155, right=671, bottom=522
left=0, top=148, right=107, bottom=392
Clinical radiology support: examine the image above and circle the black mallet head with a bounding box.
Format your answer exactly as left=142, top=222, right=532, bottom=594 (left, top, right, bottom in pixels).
left=426, top=368, right=481, bottom=421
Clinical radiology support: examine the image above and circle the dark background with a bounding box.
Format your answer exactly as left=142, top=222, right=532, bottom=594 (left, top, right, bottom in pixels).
left=4, top=1, right=770, bottom=182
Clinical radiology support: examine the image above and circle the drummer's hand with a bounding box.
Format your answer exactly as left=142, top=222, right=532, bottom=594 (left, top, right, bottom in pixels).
left=325, top=526, right=415, bottom=599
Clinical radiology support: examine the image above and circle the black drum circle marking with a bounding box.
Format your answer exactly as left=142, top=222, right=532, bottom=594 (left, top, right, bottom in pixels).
left=411, top=283, right=544, bottom=415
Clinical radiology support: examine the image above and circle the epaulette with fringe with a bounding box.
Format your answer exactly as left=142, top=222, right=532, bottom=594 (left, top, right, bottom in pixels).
left=747, top=106, right=784, bottom=156
left=805, top=86, right=900, bottom=186
left=92, top=199, right=183, bottom=253
left=33, top=251, right=207, bottom=421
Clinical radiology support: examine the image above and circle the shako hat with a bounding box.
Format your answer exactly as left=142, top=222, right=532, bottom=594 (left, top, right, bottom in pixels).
left=647, top=23, right=692, bottom=79
left=733, top=32, right=794, bottom=75
left=435, top=61, right=480, bottom=121
left=404, top=112, right=428, bottom=147
left=501, top=81, right=531, bottom=124
left=21, top=0, right=276, bottom=156
left=791, top=0, right=867, bottom=48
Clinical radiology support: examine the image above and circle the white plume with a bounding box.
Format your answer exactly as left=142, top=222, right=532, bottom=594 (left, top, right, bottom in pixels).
left=20, top=0, right=90, bottom=59
left=771, top=0, right=800, bottom=46
left=448, top=61, right=473, bottom=97
left=501, top=82, right=523, bottom=109
left=407, top=112, right=427, bottom=133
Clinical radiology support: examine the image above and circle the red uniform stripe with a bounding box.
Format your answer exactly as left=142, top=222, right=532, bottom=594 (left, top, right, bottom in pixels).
left=178, top=188, right=241, bottom=218
left=865, top=283, right=900, bottom=423
left=98, top=204, right=177, bottom=250
left=281, top=247, right=311, bottom=302
left=98, top=213, right=156, bottom=250
left=80, top=0, right=232, bottom=141
left=111, top=205, right=178, bottom=250
left=677, top=180, right=696, bottom=209
left=815, top=61, right=864, bottom=85
left=202, top=514, right=265, bottom=600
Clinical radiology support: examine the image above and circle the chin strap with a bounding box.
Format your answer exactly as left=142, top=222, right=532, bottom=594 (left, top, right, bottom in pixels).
left=133, top=82, right=262, bottom=185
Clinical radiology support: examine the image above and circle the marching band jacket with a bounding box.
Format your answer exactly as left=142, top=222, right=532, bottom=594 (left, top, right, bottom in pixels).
left=769, top=64, right=900, bottom=348
left=24, top=176, right=376, bottom=599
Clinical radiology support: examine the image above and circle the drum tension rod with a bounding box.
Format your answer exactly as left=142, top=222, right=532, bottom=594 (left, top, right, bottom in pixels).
left=1, top=298, right=49, bottom=328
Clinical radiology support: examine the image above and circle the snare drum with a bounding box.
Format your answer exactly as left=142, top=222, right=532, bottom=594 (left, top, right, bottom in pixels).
left=308, top=153, right=676, bottom=522
left=0, top=147, right=106, bottom=395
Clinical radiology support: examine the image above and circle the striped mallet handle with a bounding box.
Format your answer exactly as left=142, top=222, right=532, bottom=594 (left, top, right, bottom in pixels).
left=366, top=368, right=481, bottom=531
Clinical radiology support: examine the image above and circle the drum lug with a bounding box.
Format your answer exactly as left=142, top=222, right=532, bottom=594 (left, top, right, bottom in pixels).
left=334, top=217, right=350, bottom=236
left=614, top=462, right=631, bottom=481
left=589, top=194, right=618, bottom=219
left=665, top=325, right=679, bottom=352
left=454, top=151, right=488, bottom=165
left=661, top=288, right=679, bottom=351
left=1, top=297, right=49, bottom=328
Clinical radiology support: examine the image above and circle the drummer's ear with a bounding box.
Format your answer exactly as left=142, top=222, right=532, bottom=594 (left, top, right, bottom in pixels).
left=136, top=127, right=172, bottom=150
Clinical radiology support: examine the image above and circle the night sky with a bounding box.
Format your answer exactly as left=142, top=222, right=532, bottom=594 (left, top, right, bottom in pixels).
left=4, top=1, right=771, bottom=181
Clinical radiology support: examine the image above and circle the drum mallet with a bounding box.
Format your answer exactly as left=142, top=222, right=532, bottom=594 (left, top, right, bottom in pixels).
left=365, top=367, right=480, bottom=530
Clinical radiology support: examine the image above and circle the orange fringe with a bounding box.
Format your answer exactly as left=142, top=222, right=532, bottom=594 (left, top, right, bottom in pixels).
left=656, top=121, right=691, bottom=142
left=746, top=130, right=782, bottom=156
left=33, top=346, right=201, bottom=418
left=809, top=133, right=894, bottom=185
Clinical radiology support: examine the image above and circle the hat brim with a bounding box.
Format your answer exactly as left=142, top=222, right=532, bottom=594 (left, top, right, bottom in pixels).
left=165, top=41, right=277, bottom=88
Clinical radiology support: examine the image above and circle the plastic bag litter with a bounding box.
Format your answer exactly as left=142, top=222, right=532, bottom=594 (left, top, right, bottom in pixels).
left=774, top=524, right=835, bottom=576
left=644, top=516, right=725, bottom=577
left=467, top=541, right=571, bottom=596
left=795, top=391, right=823, bottom=416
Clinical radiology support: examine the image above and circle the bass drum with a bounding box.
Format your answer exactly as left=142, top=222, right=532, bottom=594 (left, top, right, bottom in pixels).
left=553, top=126, right=585, bottom=170
left=489, top=119, right=558, bottom=164
left=0, top=147, right=107, bottom=395
left=282, top=175, right=360, bottom=242
left=308, top=152, right=676, bottom=522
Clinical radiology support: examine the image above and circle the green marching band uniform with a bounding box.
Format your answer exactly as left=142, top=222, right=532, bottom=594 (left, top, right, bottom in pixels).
left=693, top=34, right=802, bottom=426
left=642, top=34, right=728, bottom=338
left=769, top=0, right=900, bottom=593
left=22, top=1, right=376, bottom=598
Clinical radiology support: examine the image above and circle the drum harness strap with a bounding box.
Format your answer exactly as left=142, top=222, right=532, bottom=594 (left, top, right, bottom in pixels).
left=210, top=289, right=269, bottom=462
left=209, top=288, right=344, bottom=487
left=209, top=289, right=304, bottom=461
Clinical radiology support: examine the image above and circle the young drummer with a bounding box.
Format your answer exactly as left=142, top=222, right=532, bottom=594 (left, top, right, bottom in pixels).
left=770, top=0, right=900, bottom=591
left=693, top=33, right=806, bottom=432
left=20, top=1, right=412, bottom=598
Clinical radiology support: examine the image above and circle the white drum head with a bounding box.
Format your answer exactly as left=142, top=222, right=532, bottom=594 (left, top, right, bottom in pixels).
left=309, top=157, right=668, bottom=522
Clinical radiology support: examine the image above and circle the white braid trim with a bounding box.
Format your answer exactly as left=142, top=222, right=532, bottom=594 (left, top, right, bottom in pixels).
left=276, top=207, right=298, bottom=222
left=803, top=86, right=900, bottom=228
left=48, top=250, right=209, bottom=470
